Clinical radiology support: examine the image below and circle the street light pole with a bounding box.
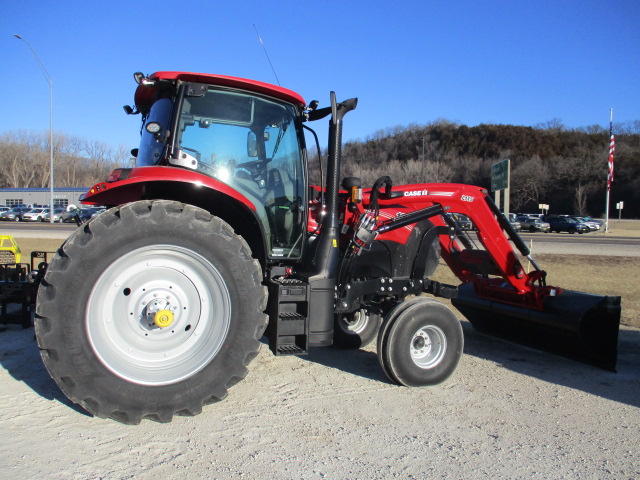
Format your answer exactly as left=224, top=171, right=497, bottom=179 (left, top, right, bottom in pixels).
left=13, top=34, right=54, bottom=223
left=421, top=136, right=425, bottom=178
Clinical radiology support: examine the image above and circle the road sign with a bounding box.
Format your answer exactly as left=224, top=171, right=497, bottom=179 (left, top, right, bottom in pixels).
left=491, top=158, right=510, bottom=192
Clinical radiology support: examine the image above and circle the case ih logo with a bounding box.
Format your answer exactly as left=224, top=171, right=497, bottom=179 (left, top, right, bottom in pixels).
left=404, top=189, right=429, bottom=197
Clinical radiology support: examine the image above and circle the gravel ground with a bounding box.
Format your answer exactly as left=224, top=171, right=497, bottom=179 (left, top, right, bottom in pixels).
left=1, top=320, right=638, bottom=480
left=1, top=222, right=638, bottom=479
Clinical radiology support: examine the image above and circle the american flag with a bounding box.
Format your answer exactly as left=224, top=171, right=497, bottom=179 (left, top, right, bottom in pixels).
left=607, top=131, right=615, bottom=191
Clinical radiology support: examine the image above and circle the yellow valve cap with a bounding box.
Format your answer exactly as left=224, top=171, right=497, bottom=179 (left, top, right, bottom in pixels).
left=154, top=309, right=174, bottom=328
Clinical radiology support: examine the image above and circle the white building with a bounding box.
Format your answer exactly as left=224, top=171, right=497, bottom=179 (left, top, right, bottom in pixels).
left=0, top=187, right=87, bottom=208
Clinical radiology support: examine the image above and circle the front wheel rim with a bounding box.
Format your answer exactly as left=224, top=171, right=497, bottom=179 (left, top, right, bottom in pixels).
left=339, top=309, right=369, bottom=334
left=86, top=245, right=231, bottom=386
left=410, top=325, right=447, bottom=369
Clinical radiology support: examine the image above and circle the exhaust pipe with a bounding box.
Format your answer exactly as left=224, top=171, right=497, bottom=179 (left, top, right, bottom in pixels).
left=453, top=283, right=621, bottom=371
left=303, top=93, right=358, bottom=346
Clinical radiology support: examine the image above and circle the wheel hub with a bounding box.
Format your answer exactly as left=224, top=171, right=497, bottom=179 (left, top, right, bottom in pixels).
left=410, top=325, right=447, bottom=369
left=142, top=294, right=180, bottom=330
left=412, top=335, right=427, bottom=351
left=411, top=331, right=432, bottom=356
left=341, top=309, right=368, bottom=333
left=86, top=245, right=232, bottom=386
left=153, top=309, right=175, bottom=328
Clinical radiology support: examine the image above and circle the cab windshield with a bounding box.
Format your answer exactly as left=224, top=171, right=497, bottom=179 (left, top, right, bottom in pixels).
left=172, top=86, right=306, bottom=259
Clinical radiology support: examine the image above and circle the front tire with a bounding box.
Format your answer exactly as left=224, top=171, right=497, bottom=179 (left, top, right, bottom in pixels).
left=35, top=201, right=267, bottom=424
left=378, top=297, right=463, bottom=387
left=333, top=309, right=381, bottom=349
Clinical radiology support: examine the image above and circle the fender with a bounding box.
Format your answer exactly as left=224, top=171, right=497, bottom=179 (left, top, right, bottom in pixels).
left=82, top=165, right=257, bottom=210
left=82, top=165, right=270, bottom=264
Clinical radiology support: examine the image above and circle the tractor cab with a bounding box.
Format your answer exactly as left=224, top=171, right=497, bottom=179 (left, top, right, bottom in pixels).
left=132, top=72, right=309, bottom=259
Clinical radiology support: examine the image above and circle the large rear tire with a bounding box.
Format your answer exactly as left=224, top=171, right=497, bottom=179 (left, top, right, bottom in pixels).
left=35, top=200, right=267, bottom=424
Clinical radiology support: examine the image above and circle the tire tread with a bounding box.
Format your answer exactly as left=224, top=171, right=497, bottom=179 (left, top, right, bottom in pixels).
left=36, top=200, right=267, bottom=424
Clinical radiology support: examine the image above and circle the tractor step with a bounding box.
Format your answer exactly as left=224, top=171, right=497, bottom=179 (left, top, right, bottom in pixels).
left=266, top=278, right=310, bottom=356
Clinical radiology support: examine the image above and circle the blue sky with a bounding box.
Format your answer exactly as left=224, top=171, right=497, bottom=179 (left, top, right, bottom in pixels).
left=2, top=0, right=639, bottom=151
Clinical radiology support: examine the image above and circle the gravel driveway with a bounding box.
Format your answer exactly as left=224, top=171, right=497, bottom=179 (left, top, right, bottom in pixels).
left=1, top=320, right=638, bottom=479
left=1, top=223, right=639, bottom=478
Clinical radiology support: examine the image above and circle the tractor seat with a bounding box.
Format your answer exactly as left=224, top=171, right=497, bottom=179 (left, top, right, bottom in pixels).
left=265, top=168, right=295, bottom=247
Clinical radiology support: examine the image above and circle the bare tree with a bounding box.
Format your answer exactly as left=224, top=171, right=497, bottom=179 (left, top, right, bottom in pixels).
left=573, top=182, right=597, bottom=215
left=0, top=130, right=133, bottom=189
left=511, top=156, right=549, bottom=211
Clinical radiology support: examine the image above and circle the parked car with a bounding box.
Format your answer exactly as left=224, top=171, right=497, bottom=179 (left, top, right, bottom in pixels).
left=580, top=216, right=603, bottom=227
left=0, top=206, right=11, bottom=215
left=90, top=208, right=106, bottom=219
left=516, top=215, right=551, bottom=233
left=508, top=213, right=521, bottom=232
left=448, top=212, right=473, bottom=231
left=571, top=216, right=601, bottom=231
left=42, top=207, right=67, bottom=222
left=78, top=207, right=104, bottom=223
left=545, top=215, right=590, bottom=234
left=0, top=207, right=32, bottom=222
left=61, top=208, right=82, bottom=223
left=22, top=208, right=49, bottom=222
left=62, top=207, right=104, bottom=224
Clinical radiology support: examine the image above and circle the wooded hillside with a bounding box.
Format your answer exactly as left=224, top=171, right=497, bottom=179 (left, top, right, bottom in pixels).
left=336, top=120, right=640, bottom=218
left=1, top=119, right=639, bottom=218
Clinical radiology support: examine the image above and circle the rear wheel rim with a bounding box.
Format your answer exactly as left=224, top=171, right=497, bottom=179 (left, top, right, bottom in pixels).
left=410, top=325, right=447, bottom=369
left=86, top=245, right=231, bottom=386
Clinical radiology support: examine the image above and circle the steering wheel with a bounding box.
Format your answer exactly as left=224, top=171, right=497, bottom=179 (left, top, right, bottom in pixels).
left=235, top=160, right=263, bottom=172
left=235, top=160, right=266, bottom=187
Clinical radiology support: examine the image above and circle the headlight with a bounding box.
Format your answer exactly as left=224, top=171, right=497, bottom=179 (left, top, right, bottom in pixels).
left=145, top=122, right=162, bottom=134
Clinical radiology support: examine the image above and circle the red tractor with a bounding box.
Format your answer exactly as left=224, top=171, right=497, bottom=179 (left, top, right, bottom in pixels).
left=35, top=72, right=621, bottom=424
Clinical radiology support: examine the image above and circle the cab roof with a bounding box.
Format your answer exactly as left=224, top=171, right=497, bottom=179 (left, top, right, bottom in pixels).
left=143, top=71, right=306, bottom=107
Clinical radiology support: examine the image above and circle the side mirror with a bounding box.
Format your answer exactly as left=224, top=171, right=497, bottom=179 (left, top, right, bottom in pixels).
left=247, top=131, right=258, bottom=157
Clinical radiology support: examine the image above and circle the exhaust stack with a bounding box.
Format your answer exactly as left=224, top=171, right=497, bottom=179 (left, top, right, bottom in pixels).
left=302, top=93, right=357, bottom=346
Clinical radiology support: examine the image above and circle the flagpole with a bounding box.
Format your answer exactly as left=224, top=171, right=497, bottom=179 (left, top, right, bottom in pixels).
left=605, top=108, right=613, bottom=233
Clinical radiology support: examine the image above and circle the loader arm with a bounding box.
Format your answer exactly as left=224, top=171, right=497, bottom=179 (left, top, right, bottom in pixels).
left=369, top=182, right=620, bottom=371
left=371, top=183, right=553, bottom=310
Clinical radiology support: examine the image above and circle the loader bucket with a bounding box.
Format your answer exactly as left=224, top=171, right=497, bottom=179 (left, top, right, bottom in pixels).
left=452, top=283, right=621, bottom=371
